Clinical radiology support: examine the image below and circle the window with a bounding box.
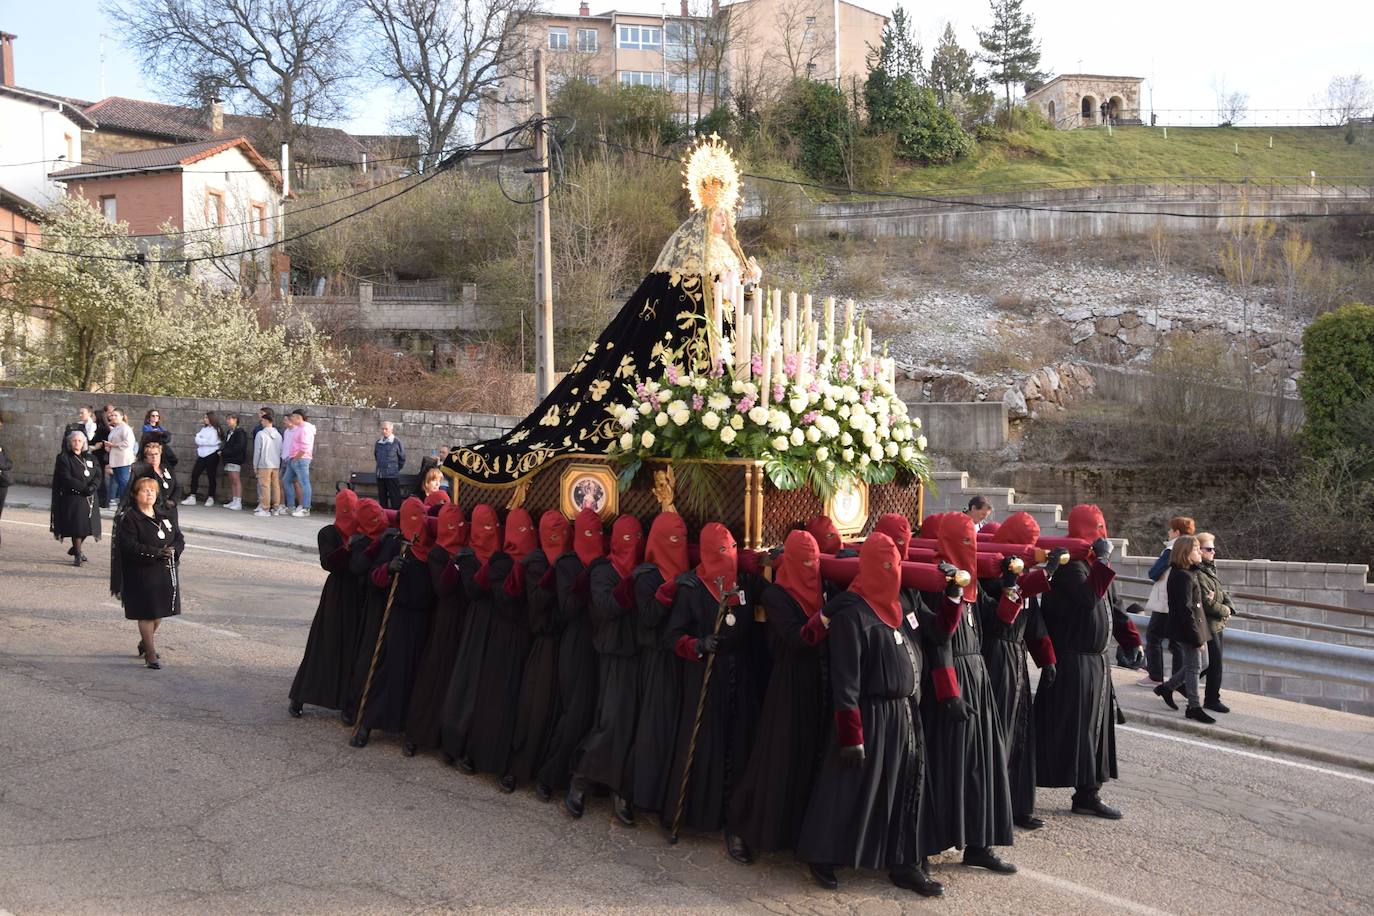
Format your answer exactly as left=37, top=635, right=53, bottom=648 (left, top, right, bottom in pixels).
left=251, top=203, right=268, bottom=237
left=804, top=15, right=816, bottom=42
left=548, top=27, right=569, bottom=50
left=99, top=195, right=117, bottom=222
left=12, top=232, right=25, bottom=254
left=617, top=25, right=661, bottom=50
left=619, top=70, right=664, bottom=88
left=576, top=28, right=598, bottom=52
left=665, top=21, right=693, bottom=60
left=586, top=74, right=600, bottom=86
left=206, top=189, right=226, bottom=226
left=64, top=133, right=74, bottom=162
left=668, top=71, right=718, bottom=94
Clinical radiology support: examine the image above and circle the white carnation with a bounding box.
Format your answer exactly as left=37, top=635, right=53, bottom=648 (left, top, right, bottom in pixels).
left=842, top=447, right=855, bottom=462
left=862, top=430, right=876, bottom=448
left=815, top=446, right=829, bottom=462
left=870, top=444, right=884, bottom=461
left=886, top=441, right=899, bottom=458
left=667, top=399, right=687, bottom=415
left=840, top=432, right=853, bottom=446
left=657, top=389, right=672, bottom=403
left=900, top=445, right=915, bottom=461
left=692, top=377, right=708, bottom=391
left=917, top=434, right=927, bottom=450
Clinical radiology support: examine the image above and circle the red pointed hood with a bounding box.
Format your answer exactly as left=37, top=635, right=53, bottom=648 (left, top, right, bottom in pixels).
left=356, top=499, right=388, bottom=540
left=645, top=512, right=690, bottom=582
left=805, top=516, right=843, bottom=555
left=992, top=511, right=1040, bottom=546
left=400, top=497, right=433, bottom=562
left=696, top=522, right=738, bottom=601
left=333, top=489, right=359, bottom=540
left=918, top=512, right=946, bottom=539
left=436, top=504, right=467, bottom=553
left=937, top=512, right=979, bottom=602
left=609, top=515, right=645, bottom=578
left=424, top=489, right=450, bottom=511
left=574, top=508, right=605, bottom=566
left=776, top=529, right=823, bottom=618
left=470, top=504, right=502, bottom=563
left=538, top=510, right=570, bottom=559
left=873, top=513, right=912, bottom=556
left=504, top=508, right=537, bottom=563
left=849, top=532, right=902, bottom=629
left=1068, top=504, right=1108, bottom=541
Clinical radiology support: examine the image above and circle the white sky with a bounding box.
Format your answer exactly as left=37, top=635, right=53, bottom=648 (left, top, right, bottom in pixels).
left=3, top=0, right=1371, bottom=133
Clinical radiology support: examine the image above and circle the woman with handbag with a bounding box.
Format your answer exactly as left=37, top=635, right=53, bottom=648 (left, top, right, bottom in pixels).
left=1137, top=516, right=1194, bottom=687
left=1154, top=535, right=1215, bottom=723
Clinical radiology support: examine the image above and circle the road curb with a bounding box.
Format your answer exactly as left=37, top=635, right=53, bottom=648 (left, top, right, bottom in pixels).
left=1125, top=706, right=1374, bottom=774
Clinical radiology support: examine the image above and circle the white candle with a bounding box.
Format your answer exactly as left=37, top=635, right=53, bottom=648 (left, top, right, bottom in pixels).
left=760, top=348, right=772, bottom=407
left=824, top=297, right=835, bottom=343
left=844, top=298, right=855, bottom=338
left=739, top=313, right=752, bottom=377
left=751, top=288, right=763, bottom=354
left=863, top=326, right=872, bottom=358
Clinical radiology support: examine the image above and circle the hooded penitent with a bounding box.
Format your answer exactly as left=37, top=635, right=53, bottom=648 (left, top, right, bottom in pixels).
left=425, top=490, right=450, bottom=510
left=872, top=512, right=912, bottom=557
left=1068, top=504, right=1108, bottom=542
left=400, top=497, right=433, bottom=562
left=334, top=489, right=359, bottom=540
left=805, top=516, right=843, bottom=556
left=538, top=510, right=570, bottom=559
left=356, top=499, right=388, bottom=541
left=918, top=512, right=946, bottom=539
left=609, top=515, right=645, bottom=579
left=574, top=508, right=606, bottom=567
left=991, top=511, right=1040, bottom=546
left=644, top=512, right=690, bottom=581
left=436, top=504, right=467, bottom=553
left=847, top=532, right=902, bottom=629
left=696, top=522, right=738, bottom=601
left=775, top=529, right=823, bottom=618
left=470, top=505, right=502, bottom=564
left=504, top=509, right=538, bottom=563
left=938, top=512, right=980, bottom=603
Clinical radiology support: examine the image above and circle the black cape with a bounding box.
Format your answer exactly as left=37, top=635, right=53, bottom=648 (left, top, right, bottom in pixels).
left=438, top=548, right=495, bottom=761
left=110, top=462, right=178, bottom=600
left=403, top=546, right=470, bottom=752
left=289, top=525, right=365, bottom=712
left=572, top=557, right=641, bottom=796
left=507, top=548, right=560, bottom=784
left=345, top=531, right=399, bottom=719
left=795, top=591, right=924, bottom=871
left=51, top=451, right=100, bottom=541
left=111, top=509, right=183, bottom=620
left=629, top=566, right=681, bottom=817
left=358, top=542, right=436, bottom=734
left=462, top=551, right=529, bottom=776
left=534, top=552, right=600, bottom=791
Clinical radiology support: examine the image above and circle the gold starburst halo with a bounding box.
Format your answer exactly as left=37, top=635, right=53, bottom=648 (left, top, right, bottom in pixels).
left=682, top=132, right=740, bottom=213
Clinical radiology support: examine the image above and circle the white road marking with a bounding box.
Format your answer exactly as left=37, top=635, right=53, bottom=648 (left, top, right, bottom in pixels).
left=1, top=519, right=49, bottom=529
left=165, top=617, right=243, bottom=639
left=2, top=516, right=311, bottom=562
left=1019, top=868, right=1177, bottom=916
left=1120, top=725, right=1374, bottom=786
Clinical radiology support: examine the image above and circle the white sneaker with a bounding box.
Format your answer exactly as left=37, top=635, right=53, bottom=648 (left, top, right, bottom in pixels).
left=204, top=497, right=216, bottom=507
left=181, top=495, right=197, bottom=505
left=272, top=507, right=288, bottom=516
left=226, top=499, right=242, bottom=511
left=253, top=507, right=270, bottom=517
left=291, top=506, right=308, bottom=518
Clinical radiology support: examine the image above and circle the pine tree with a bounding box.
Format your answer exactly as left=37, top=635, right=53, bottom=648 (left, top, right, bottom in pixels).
left=976, top=0, right=1043, bottom=117
left=870, top=6, right=924, bottom=84
left=929, top=22, right=977, bottom=108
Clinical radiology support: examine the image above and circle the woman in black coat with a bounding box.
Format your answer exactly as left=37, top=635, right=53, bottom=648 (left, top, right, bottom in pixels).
left=51, top=429, right=101, bottom=566
left=1155, top=535, right=1215, bottom=723
left=113, top=476, right=184, bottom=669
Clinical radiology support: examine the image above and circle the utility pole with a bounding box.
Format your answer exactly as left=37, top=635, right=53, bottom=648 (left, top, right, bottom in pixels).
left=532, top=49, right=556, bottom=402
left=278, top=142, right=291, bottom=301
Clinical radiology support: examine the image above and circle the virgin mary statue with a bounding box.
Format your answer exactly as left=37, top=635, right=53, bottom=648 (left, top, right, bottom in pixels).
left=444, top=135, right=760, bottom=487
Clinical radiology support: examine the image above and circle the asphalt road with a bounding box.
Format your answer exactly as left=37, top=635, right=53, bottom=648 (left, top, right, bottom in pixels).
left=3, top=504, right=1373, bottom=915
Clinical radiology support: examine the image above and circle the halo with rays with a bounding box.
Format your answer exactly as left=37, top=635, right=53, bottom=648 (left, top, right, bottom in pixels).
left=682, top=132, right=741, bottom=213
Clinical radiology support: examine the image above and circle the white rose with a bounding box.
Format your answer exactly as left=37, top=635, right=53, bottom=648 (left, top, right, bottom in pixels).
left=815, top=446, right=829, bottom=462
left=838, top=404, right=850, bottom=420
left=708, top=393, right=731, bottom=411
left=862, top=430, right=876, bottom=448
left=720, top=426, right=737, bottom=444
left=641, top=431, right=656, bottom=448
left=900, top=445, right=915, bottom=461
left=842, top=447, right=855, bottom=462
left=701, top=411, right=720, bottom=430
left=667, top=399, right=686, bottom=415
left=806, top=426, right=821, bottom=443
left=788, top=396, right=807, bottom=414
left=823, top=398, right=837, bottom=411
left=730, top=414, right=744, bottom=430
left=692, top=377, right=707, bottom=391
left=859, top=454, right=871, bottom=467
left=911, top=416, right=922, bottom=430
left=731, top=379, right=746, bottom=394
left=619, top=432, right=634, bottom=450
left=840, top=432, right=853, bottom=446
left=748, top=406, right=770, bottom=426
left=886, top=441, right=899, bottom=458
left=771, top=435, right=790, bottom=451
left=655, top=411, right=669, bottom=427
left=870, top=444, right=884, bottom=460
left=671, top=410, right=690, bottom=426
left=917, top=434, right=927, bottom=450
left=818, top=416, right=840, bottom=437
left=790, top=428, right=805, bottom=447
left=657, top=389, right=672, bottom=403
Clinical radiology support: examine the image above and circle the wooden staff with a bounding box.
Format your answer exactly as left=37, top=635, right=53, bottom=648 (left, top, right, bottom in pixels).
left=350, top=543, right=408, bottom=745
left=669, top=576, right=732, bottom=844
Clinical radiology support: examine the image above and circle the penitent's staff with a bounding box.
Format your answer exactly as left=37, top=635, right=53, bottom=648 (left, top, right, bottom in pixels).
left=669, top=575, right=731, bottom=845
left=350, top=543, right=409, bottom=747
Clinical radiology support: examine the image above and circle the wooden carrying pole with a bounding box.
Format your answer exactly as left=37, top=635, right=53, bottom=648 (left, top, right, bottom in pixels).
left=532, top=49, right=556, bottom=403
left=350, top=545, right=408, bottom=744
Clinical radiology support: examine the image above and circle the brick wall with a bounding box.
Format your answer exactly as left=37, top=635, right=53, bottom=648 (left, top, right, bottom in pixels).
left=0, top=386, right=520, bottom=505
left=65, top=171, right=185, bottom=235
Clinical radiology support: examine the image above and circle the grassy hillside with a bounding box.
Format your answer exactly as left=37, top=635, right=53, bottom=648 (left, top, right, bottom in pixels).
left=884, top=126, right=1374, bottom=192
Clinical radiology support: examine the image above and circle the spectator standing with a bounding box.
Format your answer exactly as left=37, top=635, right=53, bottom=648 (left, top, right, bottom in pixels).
left=374, top=421, right=406, bottom=510
left=142, top=408, right=179, bottom=472
left=1154, top=535, right=1215, bottom=724
left=1138, top=516, right=1195, bottom=688
left=286, top=408, right=316, bottom=517
left=88, top=406, right=111, bottom=508
left=0, top=412, right=12, bottom=548
left=112, top=476, right=184, bottom=670
left=183, top=412, right=224, bottom=507
left=253, top=412, right=284, bottom=517
left=50, top=429, right=101, bottom=566
left=1194, top=532, right=1234, bottom=714
left=105, top=409, right=137, bottom=504
left=220, top=413, right=248, bottom=511
left=966, top=495, right=995, bottom=532
left=280, top=412, right=300, bottom=513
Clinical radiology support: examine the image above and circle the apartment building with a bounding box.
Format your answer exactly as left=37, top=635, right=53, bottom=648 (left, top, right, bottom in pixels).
left=475, top=0, right=885, bottom=143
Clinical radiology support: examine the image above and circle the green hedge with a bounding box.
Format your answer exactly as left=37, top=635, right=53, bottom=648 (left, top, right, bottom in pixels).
left=1298, top=302, right=1374, bottom=453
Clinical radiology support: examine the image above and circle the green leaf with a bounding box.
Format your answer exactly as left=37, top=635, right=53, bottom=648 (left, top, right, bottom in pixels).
left=616, top=458, right=642, bottom=494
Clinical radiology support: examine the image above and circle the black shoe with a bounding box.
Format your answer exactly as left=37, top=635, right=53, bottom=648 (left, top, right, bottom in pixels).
left=612, top=793, right=635, bottom=827
left=288, top=701, right=303, bottom=718
left=1116, top=706, right=1127, bottom=725
left=964, top=846, right=1016, bottom=874
left=73, top=555, right=82, bottom=567
left=1186, top=706, right=1217, bottom=724
left=401, top=741, right=417, bottom=757
left=1204, top=699, right=1231, bottom=714
left=1014, top=814, right=1045, bottom=830
left=137, top=640, right=146, bottom=657
left=456, top=756, right=476, bottom=774
left=144, top=656, right=161, bottom=670
left=349, top=728, right=370, bottom=748
left=891, top=866, right=944, bottom=897
left=67, top=545, right=77, bottom=556
left=535, top=782, right=553, bottom=802
left=564, top=785, right=586, bottom=819
left=1071, top=797, right=1123, bottom=819
left=808, top=863, right=838, bottom=890
left=340, top=710, right=356, bottom=728
left=1154, top=683, right=1178, bottom=710
left=498, top=774, right=516, bottom=794
left=725, top=833, right=754, bottom=865
left=79, top=553, right=88, bottom=564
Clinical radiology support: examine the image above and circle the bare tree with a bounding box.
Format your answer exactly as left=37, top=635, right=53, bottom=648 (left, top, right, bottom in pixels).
left=1315, top=73, right=1373, bottom=125
left=109, top=0, right=357, bottom=149
left=361, top=0, right=535, bottom=167
left=1211, top=76, right=1249, bottom=125
left=768, top=0, right=833, bottom=82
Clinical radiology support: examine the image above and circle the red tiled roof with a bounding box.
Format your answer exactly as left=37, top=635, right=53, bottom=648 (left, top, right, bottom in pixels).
left=48, top=137, right=282, bottom=189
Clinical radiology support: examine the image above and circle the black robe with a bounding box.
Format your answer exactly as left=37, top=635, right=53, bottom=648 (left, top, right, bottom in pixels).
left=110, top=463, right=178, bottom=600
left=630, top=566, right=681, bottom=818
left=1034, top=560, right=1120, bottom=790
left=50, top=451, right=100, bottom=541
left=572, top=557, right=641, bottom=796
left=289, top=525, right=364, bottom=712
left=534, top=552, right=599, bottom=791
left=796, top=592, right=923, bottom=870
left=728, top=585, right=831, bottom=854
left=507, top=548, right=560, bottom=784
left=979, top=578, right=1051, bottom=820
left=358, top=542, right=436, bottom=734
left=346, top=530, right=399, bottom=719
left=112, top=509, right=183, bottom=620
left=438, top=548, right=495, bottom=761
left=918, top=587, right=1014, bottom=854
left=403, top=546, right=469, bottom=752
left=662, top=571, right=765, bottom=834
left=462, top=551, right=528, bottom=776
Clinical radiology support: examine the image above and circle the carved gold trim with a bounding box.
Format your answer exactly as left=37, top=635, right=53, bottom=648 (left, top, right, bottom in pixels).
left=559, top=462, right=619, bottom=521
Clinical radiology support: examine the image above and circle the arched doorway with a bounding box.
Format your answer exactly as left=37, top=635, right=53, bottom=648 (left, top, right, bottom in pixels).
left=1110, top=95, right=1126, bottom=123
left=1081, top=95, right=1097, bottom=126
left=1047, top=100, right=1056, bottom=124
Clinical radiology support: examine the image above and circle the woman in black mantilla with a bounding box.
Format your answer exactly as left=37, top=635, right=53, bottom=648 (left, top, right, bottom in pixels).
left=442, top=135, right=761, bottom=488
left=51, top=429, right=101, bottom=566
left=113, top=476, right=184, bottom=670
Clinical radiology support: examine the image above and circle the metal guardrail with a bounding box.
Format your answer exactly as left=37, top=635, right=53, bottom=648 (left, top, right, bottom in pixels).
left=1114, top=574, right=1374, bottom=620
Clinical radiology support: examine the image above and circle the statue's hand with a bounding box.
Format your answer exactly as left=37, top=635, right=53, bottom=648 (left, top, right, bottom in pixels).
left=745, top=256, right=762, bottom=285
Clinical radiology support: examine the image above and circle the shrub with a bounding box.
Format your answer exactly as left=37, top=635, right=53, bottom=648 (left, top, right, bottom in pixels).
left=865, top=76, right=973, bottom=164
left=1298, top=302, right=1374, bottom=453
left=780, top=80, right=851, bottom=182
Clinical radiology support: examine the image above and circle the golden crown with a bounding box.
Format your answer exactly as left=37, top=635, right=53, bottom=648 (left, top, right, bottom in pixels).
left=682, top=132, right=740, bottom=213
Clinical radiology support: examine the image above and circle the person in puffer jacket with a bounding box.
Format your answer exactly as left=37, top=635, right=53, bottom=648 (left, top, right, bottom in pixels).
left=220, top=413, right=249, bottom=511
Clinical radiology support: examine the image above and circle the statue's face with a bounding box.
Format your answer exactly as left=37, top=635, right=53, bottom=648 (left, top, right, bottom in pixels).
left=710, top=208, right=727, bottom=236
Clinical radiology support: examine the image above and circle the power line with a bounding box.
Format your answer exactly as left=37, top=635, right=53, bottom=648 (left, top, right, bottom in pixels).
left=0, top=146, right=432, bottom=174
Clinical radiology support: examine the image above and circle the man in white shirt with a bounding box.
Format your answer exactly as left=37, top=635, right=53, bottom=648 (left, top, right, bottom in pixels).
left=966, top=496, right=995, bottom=531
